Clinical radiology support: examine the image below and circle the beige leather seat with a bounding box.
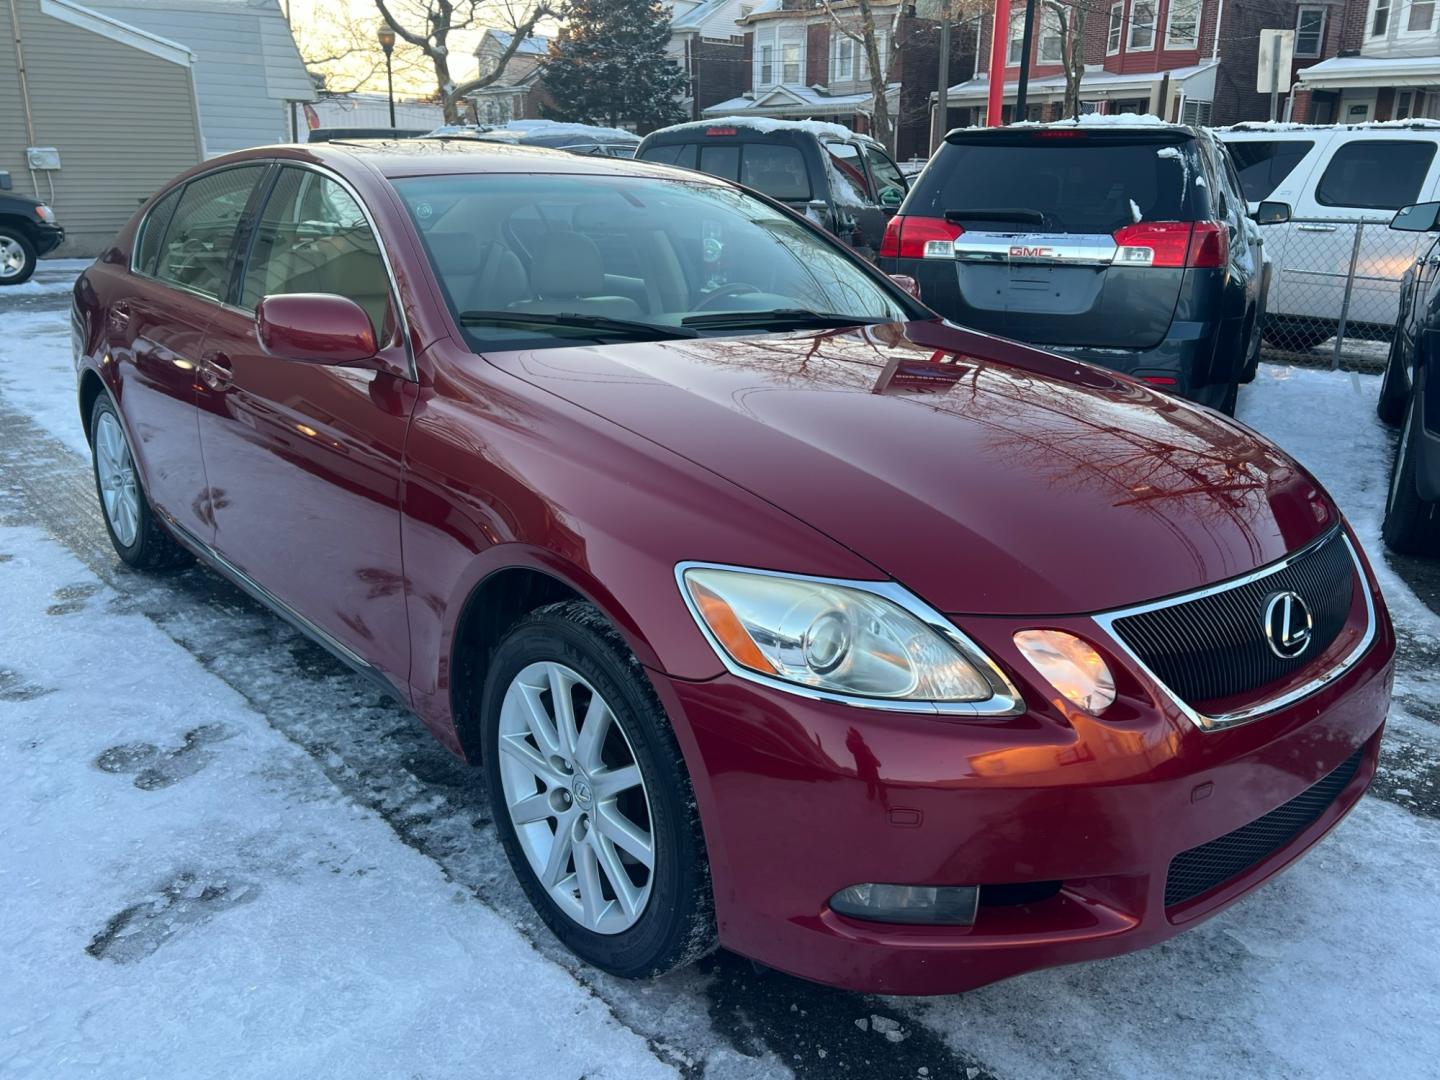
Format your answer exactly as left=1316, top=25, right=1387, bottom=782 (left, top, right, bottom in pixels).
left=508, top=233, right=643, bottom=320
left=424, top=232, right=529, bottom=312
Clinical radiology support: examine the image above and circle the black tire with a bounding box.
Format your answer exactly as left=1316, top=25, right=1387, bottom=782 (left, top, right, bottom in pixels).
left=1378, top=336, right=1410, bottom=428
left=1262, top=316, right=1332, bottom=352
left=88, top=395, right=190, bottom=570
left=0, top=225, right=37, bottom=286
left=482, top=600, right=716, bottom=978
left=1382, top=390, right=1440, bottom=556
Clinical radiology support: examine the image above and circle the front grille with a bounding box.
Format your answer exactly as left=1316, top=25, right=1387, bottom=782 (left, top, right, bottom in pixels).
left=1164, top=746, right=1365, bottom=908
left=1108, top=529, right=1356, bottom=707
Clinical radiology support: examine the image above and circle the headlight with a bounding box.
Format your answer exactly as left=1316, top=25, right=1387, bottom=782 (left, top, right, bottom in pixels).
left=1013, top=629, right=1116, bottom=713
left=678, top=564, right=1019, bottom=711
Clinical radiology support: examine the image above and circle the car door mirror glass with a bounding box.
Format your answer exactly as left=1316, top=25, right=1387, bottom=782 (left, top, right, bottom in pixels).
left=1390, top=201, right=1440, bottom=232
left=256, top=293, right=378, bottom=365
left=1253, top=200, right=1292, bottom=225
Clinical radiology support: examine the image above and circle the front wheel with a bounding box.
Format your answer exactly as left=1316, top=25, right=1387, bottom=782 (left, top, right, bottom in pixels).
left=1383, top=391, right=1440, bottom=556
left=482, top=601, right=716, bottom=978
left=0, top=226, right=36, bottom=286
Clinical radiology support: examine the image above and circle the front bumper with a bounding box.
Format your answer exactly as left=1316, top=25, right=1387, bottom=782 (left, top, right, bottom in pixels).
left=31, top=222, right=65, bottom=257
left=651, top=558, right=1394, bottom=996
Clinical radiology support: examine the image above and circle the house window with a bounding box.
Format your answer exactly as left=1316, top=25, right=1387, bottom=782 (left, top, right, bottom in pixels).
left=831, top=35, right=854, bottom=81
left=1295, top=6, right=1327, bottom=55
left=1398, top=90, right=1414, bottom=118
left=1165, top=0, right=1200, bottom=48
left=1107, top=2, right=1123, bottom=53
left=1040, top=7, right=1063, bottom=62
left=1408, top=0, right=1435, bottom=31
left=1007, top=10, right=1025, bottom=64
left=1181, top=99, right=1213, bottom=125
left=1372, top=0, right=1392, bottom=35
left=782, top=42, right=801, bottom=83
left=1128, top=0, right=1156, bottom=49
left=759, top=43, right=774, bottom=85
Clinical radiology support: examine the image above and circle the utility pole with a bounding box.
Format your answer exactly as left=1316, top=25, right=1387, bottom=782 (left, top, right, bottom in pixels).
left=1015, top=0, right=1037, bottom=119
left=987, top=0, right=1007, bottom=125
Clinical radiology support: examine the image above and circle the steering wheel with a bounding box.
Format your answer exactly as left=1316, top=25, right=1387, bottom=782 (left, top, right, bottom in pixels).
left=694, top=282, right=763, bottom=310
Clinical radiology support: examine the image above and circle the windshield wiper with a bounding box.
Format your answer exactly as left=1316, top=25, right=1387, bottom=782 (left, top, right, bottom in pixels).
left=681, top=308, right=887, bottom=330
left=457, top=310, right=697, bottom=340
left=944, top=208, right=1048, bottom=226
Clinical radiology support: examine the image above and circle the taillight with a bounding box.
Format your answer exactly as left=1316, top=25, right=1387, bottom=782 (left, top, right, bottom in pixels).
left=880, top=216, right=963, bottom=260
left=1112, top=221, right=1228, bottom=268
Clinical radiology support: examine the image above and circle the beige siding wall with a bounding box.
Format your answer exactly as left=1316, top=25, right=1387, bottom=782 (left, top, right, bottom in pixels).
left=0, top=0, right=203, bottom=257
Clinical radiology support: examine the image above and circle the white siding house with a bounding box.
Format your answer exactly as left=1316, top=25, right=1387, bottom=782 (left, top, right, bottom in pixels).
left=86, top=0, right=317, bottom=155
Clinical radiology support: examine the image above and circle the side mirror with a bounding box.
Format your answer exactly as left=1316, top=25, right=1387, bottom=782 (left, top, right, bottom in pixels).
left=255, top=293, right=377, bottom=365
left=1390, top=201, right=1440, bottom=232
left=888, top=273, right=921, bottom=299
left=1253, top=201, right=1292, bottom=225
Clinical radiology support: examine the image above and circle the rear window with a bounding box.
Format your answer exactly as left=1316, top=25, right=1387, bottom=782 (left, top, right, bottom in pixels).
left=1225, top=139, right=1314, bottom=201
left=909, top=136, right=1198, bottom=233
left=1315, top=140, right=1436, bottom=210
left=642, top=140, right=812, bottom=201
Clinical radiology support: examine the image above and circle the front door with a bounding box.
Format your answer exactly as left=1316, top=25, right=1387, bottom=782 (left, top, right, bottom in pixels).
left=195, top=165, right=418, bottom=686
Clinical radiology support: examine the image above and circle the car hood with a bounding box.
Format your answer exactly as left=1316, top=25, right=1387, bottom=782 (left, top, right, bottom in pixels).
left=484, top=321, right=1337, bottom=615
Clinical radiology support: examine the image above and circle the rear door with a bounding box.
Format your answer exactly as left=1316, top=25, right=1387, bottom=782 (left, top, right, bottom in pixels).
left=822, top=138, right=885, bottom=255
left=1285, top=132, right=1440, bottom=327
left=903, top=128, right=1205, bottom=348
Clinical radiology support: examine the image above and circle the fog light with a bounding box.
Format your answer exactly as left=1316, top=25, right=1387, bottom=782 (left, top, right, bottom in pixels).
left=1013, top=629, right=1116, bottom=713
left=829, top=883, right=979, bottom=925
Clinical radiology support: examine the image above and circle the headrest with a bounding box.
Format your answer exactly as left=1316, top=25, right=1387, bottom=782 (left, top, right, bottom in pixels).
left=529, top=232, right=605, bottom=298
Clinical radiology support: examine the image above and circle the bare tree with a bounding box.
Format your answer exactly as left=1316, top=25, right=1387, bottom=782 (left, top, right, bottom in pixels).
left=294, top=7, right=426, bottom=94
left=1044, top=0, right=1086, bottom=119
left=818, top=0, right=904, bottom=152
left=373, top=0, right=556, bottom=123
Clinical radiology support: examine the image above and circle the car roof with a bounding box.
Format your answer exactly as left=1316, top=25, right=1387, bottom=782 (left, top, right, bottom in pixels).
left=193, top=139, right=734, bottom=184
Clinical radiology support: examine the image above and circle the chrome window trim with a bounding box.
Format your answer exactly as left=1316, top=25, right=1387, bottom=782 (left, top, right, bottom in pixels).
left=128, top=158, right=417, bottom=381
left=1092, top=528, right=1377, bottom=732
left=673, top=561, right=1025, bottom=717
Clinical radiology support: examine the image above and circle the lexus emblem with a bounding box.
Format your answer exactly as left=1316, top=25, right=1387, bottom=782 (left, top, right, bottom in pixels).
left=1263, top=591, right=1313, bottom=659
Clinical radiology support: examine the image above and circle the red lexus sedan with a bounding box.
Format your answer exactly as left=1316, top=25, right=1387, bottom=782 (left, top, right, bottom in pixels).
left=71, top=141, right=1393, bottom=995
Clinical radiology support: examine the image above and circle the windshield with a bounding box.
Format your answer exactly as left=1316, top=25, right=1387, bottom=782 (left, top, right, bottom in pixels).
left=392, top=172, right=910, bottom=350
left=910, top=136, right=1201, bottom=233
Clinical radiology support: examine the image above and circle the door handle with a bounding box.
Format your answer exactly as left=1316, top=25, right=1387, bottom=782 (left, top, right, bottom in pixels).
left=108, top=303, right=131, bottom=332
left=1296, top=224, right=1338, bottom=232
left=201, top=351, right=233, bottom=391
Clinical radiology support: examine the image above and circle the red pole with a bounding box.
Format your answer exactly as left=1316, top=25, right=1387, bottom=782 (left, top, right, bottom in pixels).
left=986, top=0, right=1008, bottom=126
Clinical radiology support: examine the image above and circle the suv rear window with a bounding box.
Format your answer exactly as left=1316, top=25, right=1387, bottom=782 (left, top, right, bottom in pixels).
left=909, top=135, right=1197, bottom=233
left=643, top=140, right=812, bottom=202
left=1315, top=140, right=1436, bottom=210
left=1225, top=139, right=1313, bottom=201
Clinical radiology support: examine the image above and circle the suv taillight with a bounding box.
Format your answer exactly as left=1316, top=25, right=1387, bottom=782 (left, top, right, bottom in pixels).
left=1112, top=221, right=1227, bottom=269
left=880, top=215, right=964, bottom=260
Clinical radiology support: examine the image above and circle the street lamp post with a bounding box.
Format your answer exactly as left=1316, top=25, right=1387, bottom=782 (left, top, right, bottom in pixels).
left=378, top=27, right=396, bottom=128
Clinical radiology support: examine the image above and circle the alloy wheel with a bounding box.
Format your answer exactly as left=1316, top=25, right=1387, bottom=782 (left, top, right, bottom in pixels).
left=0, top=236, right=26, bottom=280
left=496, top=660, right=655, bottom=935
left=95, top=411, right=142, bottom=547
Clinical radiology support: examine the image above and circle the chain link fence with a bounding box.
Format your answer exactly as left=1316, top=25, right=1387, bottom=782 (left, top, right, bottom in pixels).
left=1258, top=217, right=1426, bottom=374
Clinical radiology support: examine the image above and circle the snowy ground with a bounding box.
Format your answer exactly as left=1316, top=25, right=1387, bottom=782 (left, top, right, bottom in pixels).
left=3, top=261, right=1440, bottom=1079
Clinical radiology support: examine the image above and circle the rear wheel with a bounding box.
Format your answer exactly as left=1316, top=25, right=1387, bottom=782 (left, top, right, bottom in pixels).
left=482, top=601, right=716, bottom=978
left=89, top=395, right=189, bottom=569
left=0, top=226, right=36, bottom=286
left=1382, top=390, right=1440, bottom=556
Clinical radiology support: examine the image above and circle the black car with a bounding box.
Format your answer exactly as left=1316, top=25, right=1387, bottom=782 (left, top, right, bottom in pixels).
left=0, top=189, right=65, bottom=285
left=877, top=122, right=1283, bottom=414
left=1378, top=200, right=1440, bottom=556
left=433, top=122, right=641, bottom=158
left=307, top=127, right=430, bottom=142
left=636, top=120, right=909, bottom=258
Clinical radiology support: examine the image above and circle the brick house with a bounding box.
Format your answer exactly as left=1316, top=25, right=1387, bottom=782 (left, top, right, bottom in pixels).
left=939, top=0, right=1351, bottom=129
left=1294, top=0, right=1440, bottom=122
left=668, top=0, right=752, bottom=118
left=698, top=0, right=969, bottom=159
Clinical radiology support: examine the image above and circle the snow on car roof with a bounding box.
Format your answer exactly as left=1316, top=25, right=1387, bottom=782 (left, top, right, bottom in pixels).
left=1216, top=119, right=1440, bottom=133
left=654, top=116, right=861, bottom=142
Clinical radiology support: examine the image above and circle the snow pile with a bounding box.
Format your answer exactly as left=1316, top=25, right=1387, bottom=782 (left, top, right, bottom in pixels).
left=505, top=118, right=638, bottom=141
left=659, top=115, right=858, bottom=141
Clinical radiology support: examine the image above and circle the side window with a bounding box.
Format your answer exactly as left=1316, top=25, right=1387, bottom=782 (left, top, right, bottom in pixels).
left=825, top=142, right=874, bottom=202
left=134, top=187, right=183, bottom=276
left=739, top=144, right=811, bottom=201
left=156, top=166, right=267, bottom=299
left=241, top=167, right=394, bottom=341
left=1226, top=139, right=1314, bottom=202
left=863, top=147, right=907, bottom=207
left=1316, top=140, right=1437, bottom=211
left=640, top=144, right=684, bottom=165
